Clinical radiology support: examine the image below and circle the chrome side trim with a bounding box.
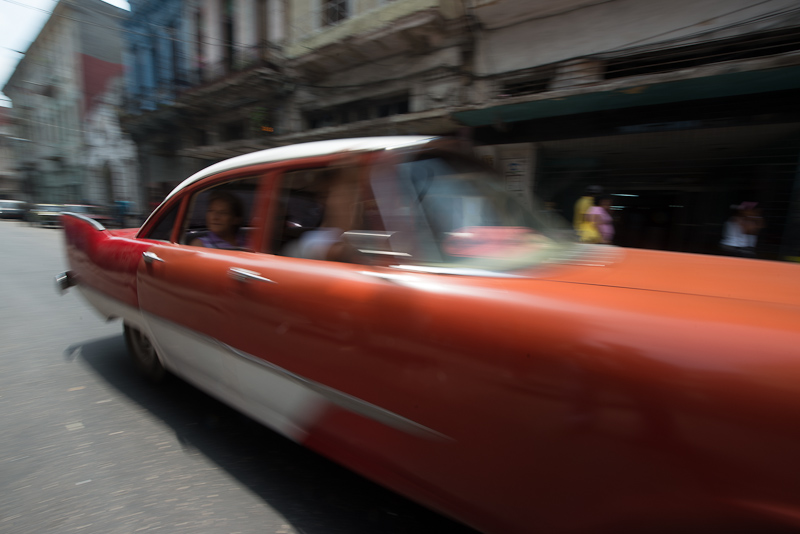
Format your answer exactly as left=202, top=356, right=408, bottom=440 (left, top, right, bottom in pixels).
left=221, top=341, right=451, bottom=442
left=359, top=250, right=412, bottom=257
left=389, top=264, right=524, bottom=278
left=140, top=311, right=449, bottom=442
left=63, top=212, right=105, bottom=231
left=228, top=267, right=276, bottom=284
left=357, top=271, right=416, bottom=283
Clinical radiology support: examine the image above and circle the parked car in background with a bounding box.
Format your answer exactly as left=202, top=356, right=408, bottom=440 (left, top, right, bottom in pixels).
left=64, top=204, right=115, bottom=227
left=0, top=199, right=25, bottom=219
left=57, top=136, right=800, bottom=534
left=30, top=204, right=65, bottom=227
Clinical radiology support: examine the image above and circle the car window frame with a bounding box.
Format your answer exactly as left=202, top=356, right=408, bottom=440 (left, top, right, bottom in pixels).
left=138, top=169, right=270, bottom=248
left=179, top=175, right=266, bottom=251
left=264, top=152, right=382, bottom=261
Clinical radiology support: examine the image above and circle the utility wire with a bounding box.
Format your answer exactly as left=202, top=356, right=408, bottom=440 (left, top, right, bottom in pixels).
left=597, top=1, right=800, bottom=56
left=1, top=46, right=27, bottom=54
left=1, top=0, right=274, bottom=55
left=300, top=1, right=800, bottom=89
left=597, top=0, right=785, bottom=53
left=2, top=0, right=406, bottom=63
left=5, top=0, right=800, bottom=93
left=0, top=0, right=55, bottom=14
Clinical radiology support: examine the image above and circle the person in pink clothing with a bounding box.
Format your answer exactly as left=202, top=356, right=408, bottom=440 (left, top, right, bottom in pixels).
left=586, top=195, right=614, bottom=244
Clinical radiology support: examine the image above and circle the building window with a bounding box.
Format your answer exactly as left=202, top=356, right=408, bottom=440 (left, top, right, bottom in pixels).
left=322, top=0, right=348, bottom=27
left=221, top=120, right=245, bottom=142
left=304, top=92, right=410, bottom=130
left=257, top=0, right=268, bottom=59
left=223, top=0, right=234, bottom=72
left=195, top=9, right=205, bottom=81
left=168, top=22, right=180, bottom=85
left=150, top=45, right=159, bottom=87
left=132, top=46, right=143, bottom=95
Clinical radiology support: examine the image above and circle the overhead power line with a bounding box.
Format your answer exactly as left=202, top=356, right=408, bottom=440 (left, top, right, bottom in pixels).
left=1, top=0, right=278, bottom=54
left=1, top=46, right=27, bottom=54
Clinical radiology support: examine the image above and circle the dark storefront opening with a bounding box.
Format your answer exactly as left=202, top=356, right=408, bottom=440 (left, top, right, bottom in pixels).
left=472, top=90, right=800, bottom=260
left=536, top=123, right=800, bottom=259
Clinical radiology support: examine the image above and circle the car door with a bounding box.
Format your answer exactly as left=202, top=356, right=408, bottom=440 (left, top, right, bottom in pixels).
left=136, top=174, right=266, bottom=400
left=218, top=156, right=450, bottom=445
left=201, top=161, right=383, bottom=441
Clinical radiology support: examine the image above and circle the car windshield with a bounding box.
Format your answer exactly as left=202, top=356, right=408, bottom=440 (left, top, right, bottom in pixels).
left=366, top=150, right=579, bottom=273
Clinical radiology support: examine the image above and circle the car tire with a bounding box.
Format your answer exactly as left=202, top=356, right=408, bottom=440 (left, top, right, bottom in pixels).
left=124, top=323, right=166, bottom=382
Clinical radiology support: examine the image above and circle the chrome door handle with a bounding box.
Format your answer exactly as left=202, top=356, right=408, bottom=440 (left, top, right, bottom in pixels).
left=142, top=251, right=165, bottom=264
left=228, top=267, right=276, bottom=284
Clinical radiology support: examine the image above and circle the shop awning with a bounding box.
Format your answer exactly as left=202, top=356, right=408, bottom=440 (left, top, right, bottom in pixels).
left=453, top=64, right=800, bottom=127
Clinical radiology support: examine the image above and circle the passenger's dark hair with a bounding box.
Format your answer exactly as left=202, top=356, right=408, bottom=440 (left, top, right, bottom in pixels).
left=208, top=190, right=244, bottom=219
left=595, top=195, right=612, bottom=206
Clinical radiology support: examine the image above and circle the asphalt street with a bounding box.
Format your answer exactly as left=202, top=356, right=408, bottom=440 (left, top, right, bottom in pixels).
left=0, top=220, right=479, bottom=534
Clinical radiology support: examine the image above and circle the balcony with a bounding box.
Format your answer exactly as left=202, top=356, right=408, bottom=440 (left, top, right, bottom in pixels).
left=287, top=0, right=468, bottom=77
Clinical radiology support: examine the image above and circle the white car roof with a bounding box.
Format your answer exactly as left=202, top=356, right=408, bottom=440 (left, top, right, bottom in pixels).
left=165, top=136, right=438, bottom=201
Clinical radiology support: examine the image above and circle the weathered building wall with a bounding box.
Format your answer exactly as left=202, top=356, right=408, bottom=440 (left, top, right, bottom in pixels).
left=114, top=0, right=800, bottom=259
left=473, top=0, right=800, bottom=76
left=3, top=0, right=133, bottom=205
left=465, top=0, right=800, bottom=260
left=4, top=5, right=84, bottom=203
left=286, top=0, right=443, bottom=56
left=0, top=108, right=21, bottom=199
left=84, top=79, right=140, bottom=212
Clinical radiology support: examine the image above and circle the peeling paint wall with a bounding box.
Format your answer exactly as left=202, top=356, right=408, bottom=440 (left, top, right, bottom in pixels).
left=473, top=0, right=800, bottom=76
left=286, top=0, right=442, bottom=58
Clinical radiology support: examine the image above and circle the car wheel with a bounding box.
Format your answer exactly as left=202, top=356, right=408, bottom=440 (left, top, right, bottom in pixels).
left=124, top=323, right=166, bottom=382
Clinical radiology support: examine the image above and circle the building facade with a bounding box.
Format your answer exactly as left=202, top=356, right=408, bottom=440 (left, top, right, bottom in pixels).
left=121, top=0, right=472, bottom=205
left=460, top=0, right=800, bottom=260
left=280, top=0, right=469, bottom=141
left=3, top=0, right=137, bottom=206
left=84, top=78, right=139, bottom=211
left=122, top=0, right=287, bottom=208
left=0, top=107, right=22, bottom=199
left=120, top=0, right=800, bottom=259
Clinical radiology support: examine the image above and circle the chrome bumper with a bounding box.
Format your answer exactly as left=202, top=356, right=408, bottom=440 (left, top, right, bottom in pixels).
left=55, top=271, right=75, bottom=294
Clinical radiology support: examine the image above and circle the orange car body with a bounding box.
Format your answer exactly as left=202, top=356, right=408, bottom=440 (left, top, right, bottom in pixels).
left=60, top=137, right=800, bottom=533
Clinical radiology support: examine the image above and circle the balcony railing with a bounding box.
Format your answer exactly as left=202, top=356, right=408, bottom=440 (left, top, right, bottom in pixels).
left=123, top=44, right=280, bottom=114
left=194, top=43, right=278, bottom=86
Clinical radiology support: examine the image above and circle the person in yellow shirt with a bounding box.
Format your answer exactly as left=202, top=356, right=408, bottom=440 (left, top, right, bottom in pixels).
left=574, top=185, right=603, bottom=243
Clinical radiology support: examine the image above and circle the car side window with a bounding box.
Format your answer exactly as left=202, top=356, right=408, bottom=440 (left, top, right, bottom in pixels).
left=271, top=164, right=363, bottom=260
left=145, top=205, right=179, bottom=241
left=271, top=163, right=391, bottom=263
left=182, top=177, right=261, bottom=251
left=271, top=168, right=331, bottom=256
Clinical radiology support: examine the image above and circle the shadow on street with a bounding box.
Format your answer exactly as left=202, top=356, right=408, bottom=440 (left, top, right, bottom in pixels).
left=70, top=333, right=479, bottom=534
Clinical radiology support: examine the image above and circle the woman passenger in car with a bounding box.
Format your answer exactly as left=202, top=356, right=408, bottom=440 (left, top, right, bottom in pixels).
left=190, top=191, right=247, bottom=250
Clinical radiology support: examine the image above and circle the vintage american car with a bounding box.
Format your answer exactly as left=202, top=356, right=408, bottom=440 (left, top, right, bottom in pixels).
left=31, top=203, right=65, bottom=227
left=64, top=204, right=115, bottom=227
left=58, top=136, right=800, bottom=533
left=0, top=199, right=25, bottom=219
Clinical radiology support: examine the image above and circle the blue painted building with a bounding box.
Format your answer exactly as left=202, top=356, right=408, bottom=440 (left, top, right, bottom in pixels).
left=123, top=0, right=189, bottom=113
left=121, top=0, right=288, bottom=206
